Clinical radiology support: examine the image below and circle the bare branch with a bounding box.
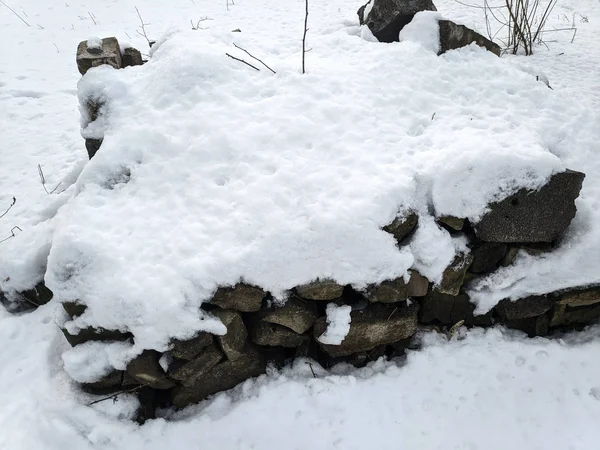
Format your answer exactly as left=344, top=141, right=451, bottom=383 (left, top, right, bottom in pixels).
left=225, top=52, right=260, bottom=71
left=233, top=43, right=276, bottom=74
left=0, top=1, right=31, bottom=27
left=135, top=6, right=151, bottom=46
left=0, top=197, right=16, bottom=219
left=0, top=226, right=22, bottom=245
left=87, top=384, right=148, bottom=406
left=302, top=0, right=309, bottom=74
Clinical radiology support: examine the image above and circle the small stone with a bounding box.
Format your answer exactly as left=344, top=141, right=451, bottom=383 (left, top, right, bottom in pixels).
left=121, top=47, right=143, bottom=67
left=213, top=309, right=248, bottom=361
left=296, top=279, right=344, bottom=301
left=250, top=321, right=308, bottom=348
left=62, top=327, right=132, bottom=347
left=407, top=270, right=429, bottom=297
left=438, top=20, right=501, bottom=56
left=365, top=277, right=409, bottom=303
left=420, top=289, right=493, bottom=326
left=495, top=296, right=555, bottom=320
left=551, top=303, right=600, bottom=328
left=170, top=332, right=213, bottom=360
left=438, top=216, right=465, bottom=231
left=169, top=344, right=223, bottom=386
left=20, top=282, right=53, bottom=307
left=259, top=297, right=318, bottom=334
left=313, top=303, right=418, bottom=358
left=469, top=242, right=507, bottom=274
left=382, top=212, right=418, bottom=244
left=81, top=371, right=123, bottom=395
left=86, top=138, right=102, bottom=159
left=437, top=252, right=473, bottom=296
left=126, top=350, right=176, bottom=390
left=62, top=301, right=87, bottom=318
left=211, top=283, right=265, bottom=312
left=474, top=170, right=585, bottom=243
left=558, top=288, right=600, bottom=307
left=76, top=37, right=122, bottom=75
left=504, top=314, right=549, bottom=337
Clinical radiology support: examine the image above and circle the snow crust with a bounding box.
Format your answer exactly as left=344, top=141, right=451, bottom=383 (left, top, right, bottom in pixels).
left=317, top=303, right=352, bottom=345
left=399, top=11, right=442, bottom=53
left=86, top=36, right=102, bottom=51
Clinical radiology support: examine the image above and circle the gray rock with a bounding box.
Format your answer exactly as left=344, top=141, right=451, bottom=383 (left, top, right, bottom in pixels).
left=438, top=20, right=501, bottom=56
left=172, top=347, right=266, bottom=408
left=121, top=47, right=143, bottom=67
left=382, top=212, right=418, bottom=244
left=469, top=242, right=507, bottom=274
left=86, top=138, right=102, bottom=159
left=501, top=244, right=552, bottom=267
left=62, top=327, right=132, bottom=347
left=474, top=170, right=585, bottom=243
left=550, top=302, right=600, bottom=328
left=170, top=332, right=213, bottom=360
left=250, top=321, right=308, bottom=347
left=366, top=271, right=428, bottom=303
left=495, top=295, right=555, bottom=320
left=76, top=37, right=122, bottom=75
left=126, top=350, right=176, bottom=389
left=358, top=0, right=437, bottom=43
left=557, top=287, right=600, bottom=307
left=62, top=301, right=87, bottom=318
left=81, top=371, right=123, bottom=395
left=420, top=289, right=493, bottom=326
left=213, top=309, right=248, bottom=361
left=407, top=270, right=429, bottom=296
left=504, top=314, right=549, bottom=337
left=296, top=279, right=344, bottom=301
left=169, top=344, right=223, bottom=386
left=437, top=252, right=473, bottom=296
left=20, top=282, right=53, bottom=307
left=438, top=215, right=465, bottom=231
left=259, top=297, right=318, bottom=334
left=314, top=303, right=418, bottom=357
left=211, top=283, right=265, bottom=312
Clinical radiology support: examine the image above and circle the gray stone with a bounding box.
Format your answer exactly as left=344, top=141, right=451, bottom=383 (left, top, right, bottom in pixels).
left=365, top=271, right=428, bottom=303
left=211, top=283, right=265, bottom=312
left=557, top=288, right=600, bottom=307
left=469, top=242, right=507, bottom=274
left=250, top=321, right=308, bottom=347
left=420, top=289, right=493, bottom=326
left=504, top=314, right=549, bottom=337
left=172, top=347, right=266, bottom=408
left=81, top=371, right=123, bottom=395
left=259, top=298, right=318, bottom=334
left=62, top=327, right=132, bottom=347
left=121, top=47, right=143, bottom=67
left=358, top=0, right=437, bottom=43
left=550, top=302, right=600, bottom=328
left=77, top=37, right=122, bottom=75
left=438, top=20, right=501, bottom=56
left=86, top=138, right=102, bottom=159
left=437, top=252, right=473, bottom=296
left=126, top=350, right=176, bottom=389
left=296, top=279, right=344, bottom=301
left=170, top=332, right=213, bottom=360
left=474, top=170, right=585, bottom=243
left=438, top=215, right=465, bottom=231
left=20, top=282, right=53, bottom=307
left=62, top=301, right=87, bottom=318
left=495, top=295, right=555, bottom=320
left=501, top=244, right=552, bottom=267
left=382, top=212, right=418, bottom=244
left=314, top=303, right=418, bottom=357
left=213, top=309, right=248, bottom=361
left=407, top=270, right=429, bottom=296
left=169, top=344, right=223, bottom=386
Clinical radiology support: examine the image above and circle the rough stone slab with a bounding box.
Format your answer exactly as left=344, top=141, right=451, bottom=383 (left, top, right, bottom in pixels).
left=62, top=327, right=132, bottom=347
left=438, top=215, right=465, bottom=231
left=211, top=283, right=265, bottom=312
left=407, top=271, right=429, bottom=297
left=474, top=170, right=585, bottom=243
left=495, top=296, right=555, bottom=320
left=81, top=371, right=123, bottom=395
left=313, top=303, right=418, bottom=357
left=469, top=242, right=507, bottom=274
left=382, top=212, right=418, bottom=244
left=77, top=37, right=122, bottom=75
left=213, top=309, right=248, bottom=361
left=551, top=303, right=600, bottom=328
left=126, top=350, right=176, bottom=389
left=438, top=20, right=501, bottom=56
left=250, top=321, right=308, bottom=348
left=169, top=344, right=223, bottom=386
left=365, top=277, right=409, bottom=303
left=62, top=301, right=87, bottom=318
left=121, top=47, right=143, bottom=67
left=420, top=289, right=493, bottom=326
left=358, top=0, right=437, bottom=43
left=259, top=297, right=318, bottom=334
left=171, top=347, right=266, bottom=408
left=437, top=253, right=473, bottom=296
left=558, top=288, right=600, bottom=307
left=296, top=279, right=344, bottom=301
left=504, top=314, right=549, bottom=337
left=170, top=332, right=213, bottom=360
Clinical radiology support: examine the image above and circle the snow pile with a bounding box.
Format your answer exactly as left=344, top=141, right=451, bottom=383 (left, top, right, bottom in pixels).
left=317, top=303, right=352, bottom=345
left=86, top=36, right=103, bottom=51
left=399, top=11, right=442, bottom=53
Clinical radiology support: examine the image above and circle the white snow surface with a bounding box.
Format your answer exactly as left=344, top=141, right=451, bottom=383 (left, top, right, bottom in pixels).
left=399, top=11, right=443, bottom=53
left=317, top=303, right=352, bottom=345
left=86, top=36, right=103, bottom=50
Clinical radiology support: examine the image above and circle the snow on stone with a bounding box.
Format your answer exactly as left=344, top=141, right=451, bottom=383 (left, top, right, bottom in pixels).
left=399, top=11, right=442, bottom=53
left=86, top=36, right=102, bottom=51
left=317, top=303, right=352, bottom=345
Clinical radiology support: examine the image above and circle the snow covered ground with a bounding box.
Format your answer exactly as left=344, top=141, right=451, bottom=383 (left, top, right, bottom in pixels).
left=1, top=0, right=600, bottom=448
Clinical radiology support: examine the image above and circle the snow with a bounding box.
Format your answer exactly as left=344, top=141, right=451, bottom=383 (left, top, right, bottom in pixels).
left=86, top=36, right=103, bottom=51
left=0, top=0, right=600, bottom=447
left=399, top=11, right=443, bottom=53
left=317, top=303, right=352, bottom=345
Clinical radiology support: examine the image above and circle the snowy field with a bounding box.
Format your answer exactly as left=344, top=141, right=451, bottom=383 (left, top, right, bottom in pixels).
left=1, top=0, right=600, bottom=449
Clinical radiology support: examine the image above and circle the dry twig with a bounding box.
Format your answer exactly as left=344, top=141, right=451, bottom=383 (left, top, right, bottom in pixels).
left=233, top=43, right=276, bottom=74
left=0, top=0, right=31, bottom=27
left=225, top=52, right=260, bottom=71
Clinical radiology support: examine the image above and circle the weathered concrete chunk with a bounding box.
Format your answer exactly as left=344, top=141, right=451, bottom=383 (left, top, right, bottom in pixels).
left=62, top=327, right=132, bottom=347
left=171, top=347, right=266, bottom=408
left=495, top=295, right=555, bottom=320
left=169, top=344, right=223, bottom=386
left=358, top=0, right=437, bottom=43
left=296, top=279, right=344, bottom=301
left=437, top=252, right=473, bottom=296
left=121, top=47, right=143, bottom=68
left=126, top=350, right=176, bottom=389
left=62, top=301, right=87, bottom=318
left=259, top=298, right=318, bottom=334
left=313, top=303, right=418, bottom=357
left=250, top=321, right=308, bottom=347
left=81, top=371, right=123, bottom=395
left=77, top=37, right=122, bottom=75
left=438, top=215, right=465, bottom=231
left=211, top=283, right=265, bottom=312
left=420, top=289, right=493, bottom=326
left=438, top=20, right=501, bottom=56
left=170, top=332, right=213, bottom=360
left=475, top=170, right=585, bottom=243
left=213, top=309, right=248, bottom=361
left=558, top=288, right=600, bottom=307
left=469, top=242, right=507, bottom=274
left=382, top=212, right=418, bottom=244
